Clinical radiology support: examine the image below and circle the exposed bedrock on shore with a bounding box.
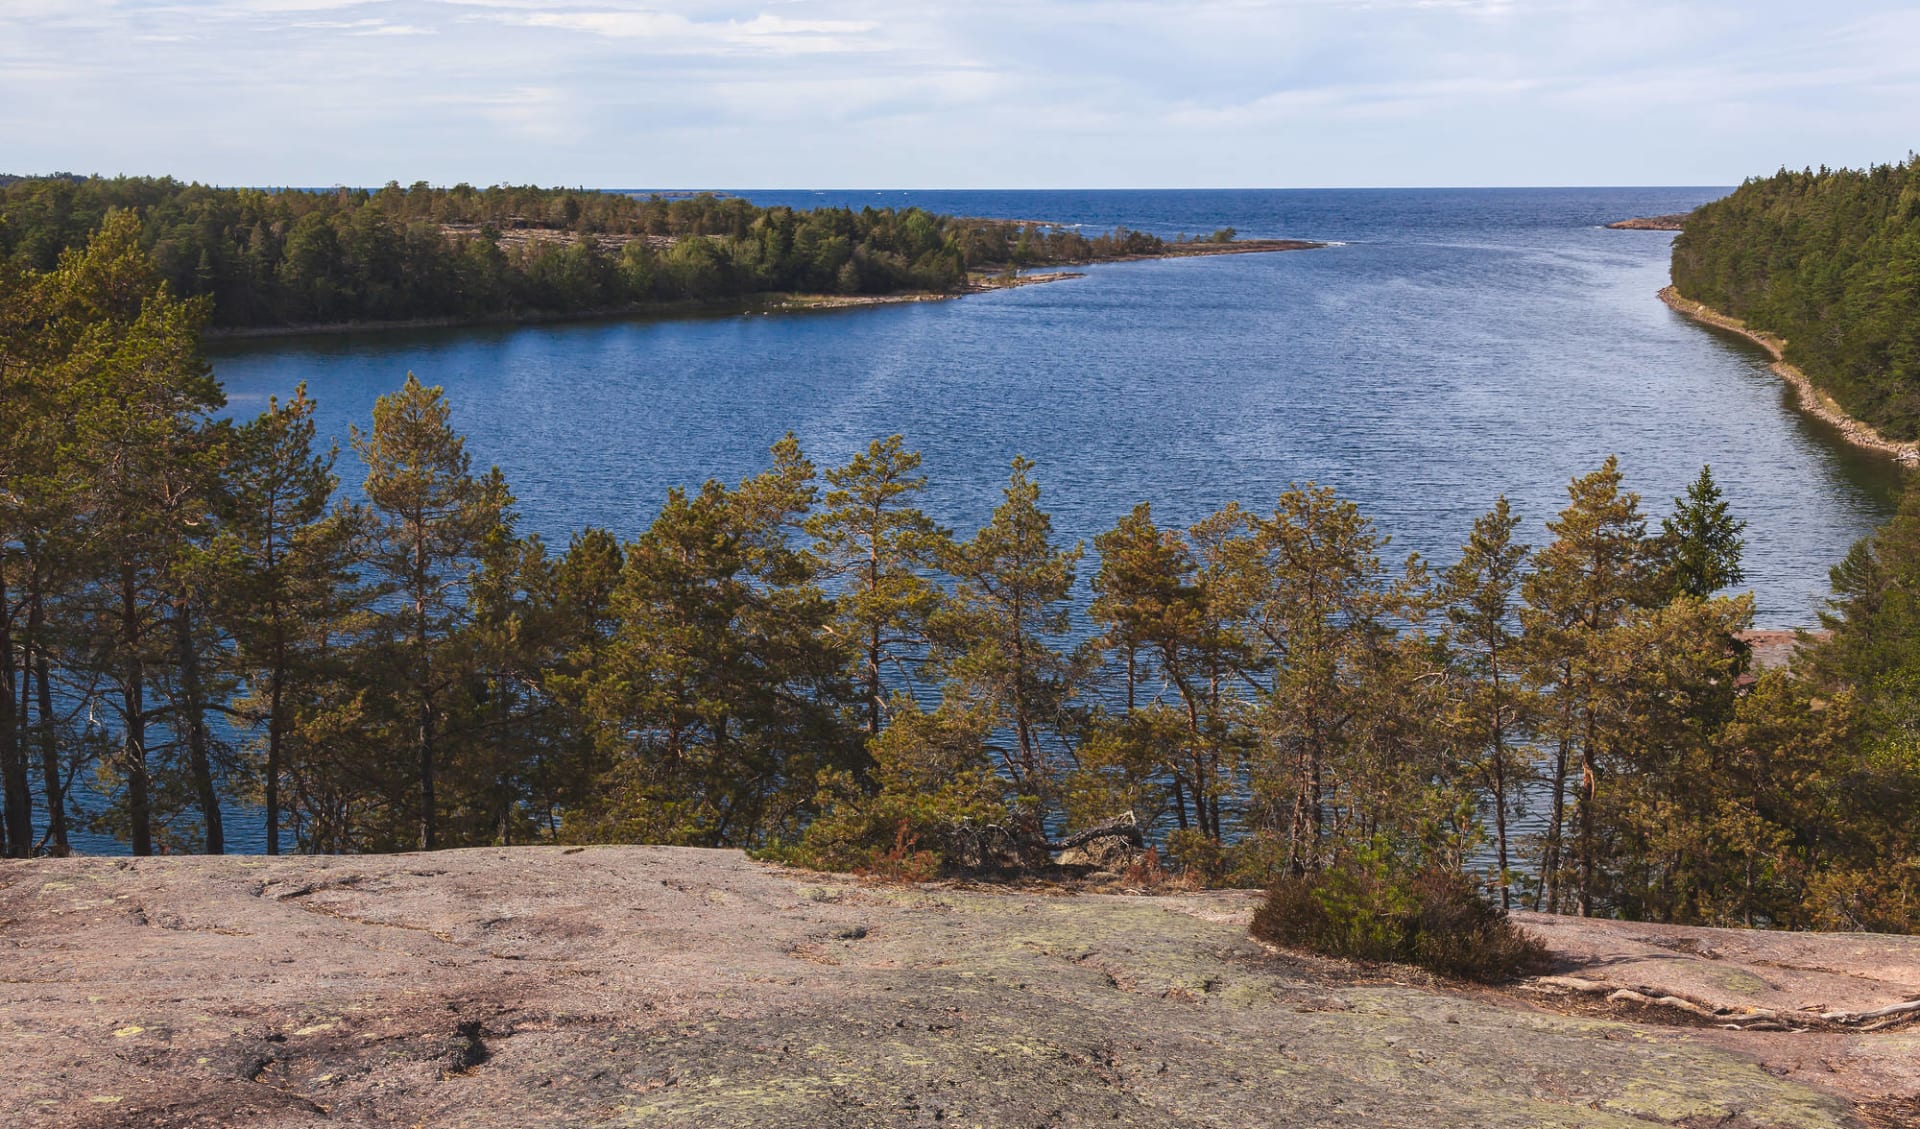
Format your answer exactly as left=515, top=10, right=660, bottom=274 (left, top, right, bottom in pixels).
left=5, top=847, right=1919, bottom=1127
left=1661, top=286, right=1920, bottom=467
left=1607, top=215, right=1690, bottom=231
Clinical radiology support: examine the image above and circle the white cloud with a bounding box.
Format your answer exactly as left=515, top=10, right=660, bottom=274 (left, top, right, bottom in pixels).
left=507, top=8, right=884, bottom=54
left=1, top=0, right=1916, bottom=186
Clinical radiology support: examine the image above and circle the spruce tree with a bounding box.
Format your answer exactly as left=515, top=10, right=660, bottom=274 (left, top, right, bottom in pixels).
left=1659, top=465, right=1747, bottom=601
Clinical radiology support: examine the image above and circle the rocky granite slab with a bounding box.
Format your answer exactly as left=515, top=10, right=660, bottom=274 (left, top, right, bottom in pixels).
left=1, top=847, right=1911, bottom=1127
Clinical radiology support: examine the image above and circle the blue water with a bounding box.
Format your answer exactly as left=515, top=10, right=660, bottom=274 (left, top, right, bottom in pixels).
left=106, top=186, right=1903, bottom=855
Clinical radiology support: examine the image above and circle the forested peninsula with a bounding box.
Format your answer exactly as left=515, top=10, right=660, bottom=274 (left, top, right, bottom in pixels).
left=0, top=175, right=1313, bottom=334
left=1670, top=157, right=1920, bottom=443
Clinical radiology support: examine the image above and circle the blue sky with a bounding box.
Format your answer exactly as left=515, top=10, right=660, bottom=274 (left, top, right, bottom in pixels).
left=4, top=0, right=1916, bottom=188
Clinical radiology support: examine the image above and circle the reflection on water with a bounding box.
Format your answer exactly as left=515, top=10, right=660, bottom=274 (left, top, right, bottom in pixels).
left=168, top=188, right=1914, bottom=855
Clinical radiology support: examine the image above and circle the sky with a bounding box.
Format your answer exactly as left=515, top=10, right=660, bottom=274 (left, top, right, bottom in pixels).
left=2, top=0, right=1917, bottom=189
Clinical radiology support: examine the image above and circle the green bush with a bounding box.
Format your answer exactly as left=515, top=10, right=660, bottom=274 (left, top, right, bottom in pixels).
left=1250, top=846, right=1549, bottom=983
left=765, top=700, right=1028, bottom=877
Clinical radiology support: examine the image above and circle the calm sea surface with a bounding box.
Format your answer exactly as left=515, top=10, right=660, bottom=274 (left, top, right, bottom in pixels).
left=165, top=188, right=1907, bottom=855
left=212, top=188, right=1903, bottom=626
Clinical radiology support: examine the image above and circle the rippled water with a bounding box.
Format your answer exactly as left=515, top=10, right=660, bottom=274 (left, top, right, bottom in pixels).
left=214, top=188, right=1902, bottom=631
left=61, top=188, right=1912, bottom=854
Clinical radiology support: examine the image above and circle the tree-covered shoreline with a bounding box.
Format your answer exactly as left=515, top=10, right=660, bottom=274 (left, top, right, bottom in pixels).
left=1671, top=156, right=1920, bottom=441
left=0, top=175, right=1249, bottom=333
left=6, top=218, right=1920, bottom=935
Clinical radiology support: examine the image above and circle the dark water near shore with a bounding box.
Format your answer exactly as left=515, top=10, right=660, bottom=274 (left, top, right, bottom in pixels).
left=91, top=188, right=1907, bottom=855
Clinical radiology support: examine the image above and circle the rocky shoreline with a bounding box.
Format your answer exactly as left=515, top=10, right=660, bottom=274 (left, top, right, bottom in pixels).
left=1661, top=286, right=1920, bottom=467
left=4, top=846, right=1917, bottom=1128
left=1607, top=214, right=1689, bottom=231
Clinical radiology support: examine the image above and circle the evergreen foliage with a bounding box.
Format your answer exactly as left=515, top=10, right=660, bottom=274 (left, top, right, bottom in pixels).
left=0, top=175, right=1176, bottom=330
left=1671, top=157, right=1920, bottom=439
left=2, top=223, right=1918, bottom=938
left=1250, top=842, right=1549, bottom=982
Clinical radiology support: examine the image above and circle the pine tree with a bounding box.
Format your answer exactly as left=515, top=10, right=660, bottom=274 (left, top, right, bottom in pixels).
left=1087, top=503, right=1249, bottom=842
left=0, top=257, right=34, bottom=856
left=1522, top=456, right=1657, bottom=914
left=805, top=436, right=945, bottom=742
left=353, top=374, right=512, bottom=850
left=221, top=384, right=353, bottom=854
left=933, top=457, right=1083, bottom=808
left=515, top=527, right=624, bottom=838
left=0, top=252, right=82, bottom=855
left=1090, top=503, right=1185, bottom=718
left=573, top=442, right=850, bottom=847
left=51, top=212, right=220, bottom=855
left=1227, top=485, right=1437, bottom=877
left=1444, top=497, right=1533, bottom=908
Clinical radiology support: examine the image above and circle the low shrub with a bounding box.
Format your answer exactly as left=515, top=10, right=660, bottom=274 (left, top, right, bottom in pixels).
left=764, top=700, right=1032, bottom=878
left=1250, top=847, right=1549, bottom=983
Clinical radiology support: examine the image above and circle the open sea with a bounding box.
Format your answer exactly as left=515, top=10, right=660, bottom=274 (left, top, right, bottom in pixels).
left=110, top=186, right=1905, bottom=855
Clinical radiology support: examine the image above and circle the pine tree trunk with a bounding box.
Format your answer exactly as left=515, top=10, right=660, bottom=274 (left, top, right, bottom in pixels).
left=266, top=652, right=283, bottom=855
left=866, top=528, right=883, bottom=741
left=419, top=696, right=435, bottom=851
left=33, top=616, right=67, bottom=855
left=24, top=577, right=67, bottom=854
left=173, top=599, right=223, bottom=854
left=0, top=569, right=32, bottom=857
left=414, top=536, right=435, bottom=852
left=1541, top=656, right=1575, bottom=913
left=1543, top=734, right=1569, bottom=913
left=1579, top=726, right=1598, bottom=917
left=1492, top=733, right=1511, bottom=911
left=122, top=567, right=152, bottom=856
left=866, top=620, right=882, bottom=742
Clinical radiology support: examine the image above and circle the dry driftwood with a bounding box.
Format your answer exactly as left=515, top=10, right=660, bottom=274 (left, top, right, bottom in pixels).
left=1045, top=815, right=1144, bottom=852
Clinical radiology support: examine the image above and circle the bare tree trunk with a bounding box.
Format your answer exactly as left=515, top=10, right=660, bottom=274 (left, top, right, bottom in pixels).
left=1579, top=719, right=1598, bottom=918
left=173, top=599, right=223, bottom=854
left=0, top=568, right=31, bottom=857
left=266, top=646, right=284, bottom=855
left=414, top=536, right=435, bottom=852
left=1492, top=734, right=1511, bottom=910
left=123, top=566, right=152, bottom=856
left=418, top=694, right=435, bottom=851
left=1540, top=656, right=1575, bottom=914
left=28, top=583, right=66, bottom=856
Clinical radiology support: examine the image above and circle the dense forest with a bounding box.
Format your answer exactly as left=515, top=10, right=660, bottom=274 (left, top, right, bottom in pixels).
left=1671, top=156, right=1920, bottom=439
left=5, top=216, right=1919, bottom=932
left=0, top=175, right=1176, bottom=330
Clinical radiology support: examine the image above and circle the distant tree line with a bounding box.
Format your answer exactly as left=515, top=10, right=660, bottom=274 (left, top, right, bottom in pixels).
left=5, top=217, right=1919, bottom=932
left=0, top=176, right=1173, bottom=329
left=1672, top=156, right=1920, bottom=439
